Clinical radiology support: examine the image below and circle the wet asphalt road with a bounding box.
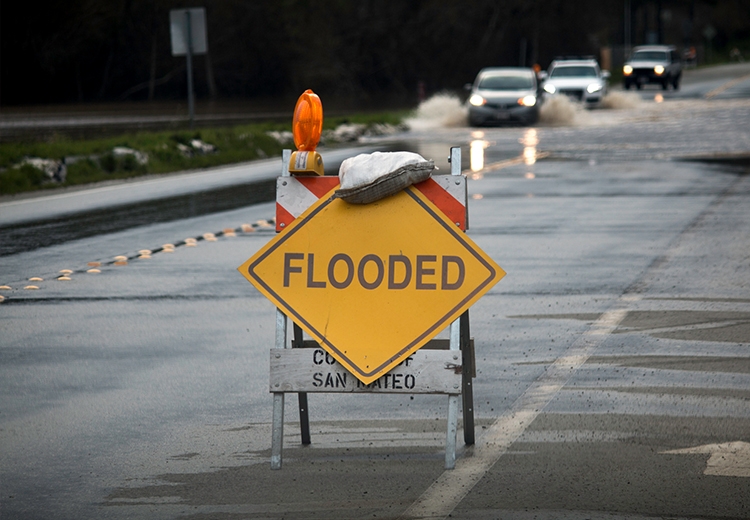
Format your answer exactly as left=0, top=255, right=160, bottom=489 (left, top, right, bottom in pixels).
left=1, top=64, right=750, bottom=520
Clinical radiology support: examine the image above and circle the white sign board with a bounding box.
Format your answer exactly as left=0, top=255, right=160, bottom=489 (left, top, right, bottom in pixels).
left=170, top=8, right=207, bottom=56
left=270, top=348, right=463, bottom=394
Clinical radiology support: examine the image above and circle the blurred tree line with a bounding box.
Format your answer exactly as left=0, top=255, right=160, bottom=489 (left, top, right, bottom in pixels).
left=1, top=0, right=747, bottom=107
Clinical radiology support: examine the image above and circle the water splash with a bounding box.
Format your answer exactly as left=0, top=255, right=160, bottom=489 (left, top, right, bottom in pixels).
left=539, top=95, right=589, bottom=126
left=405, top=93, right=468, bottom=130
left=601, top=91, right=642, bottom=109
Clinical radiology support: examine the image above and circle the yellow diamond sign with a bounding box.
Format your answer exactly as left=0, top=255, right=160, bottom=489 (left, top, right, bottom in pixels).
left=238, top=186, right=505, bottom=384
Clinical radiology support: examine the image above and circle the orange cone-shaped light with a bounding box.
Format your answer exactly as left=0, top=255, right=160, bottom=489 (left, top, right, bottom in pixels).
left=292, top=89, right=323, bottom=151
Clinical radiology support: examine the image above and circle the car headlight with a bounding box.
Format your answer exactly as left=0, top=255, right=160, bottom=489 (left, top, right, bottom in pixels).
left=469, top=94, right=486, bottom=107
left=623, top=65, right=633, bottom=75
left=654, top=65, right=665, bottom=75
left=587, top=83, right=603, bottom=94
left=543, top=83, right=556, bottom=94
left=518, top=95, right=537, bottom=107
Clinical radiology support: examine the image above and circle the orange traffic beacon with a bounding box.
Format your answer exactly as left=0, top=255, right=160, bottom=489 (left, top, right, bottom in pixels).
left=289, top=89, right=324, bottom=175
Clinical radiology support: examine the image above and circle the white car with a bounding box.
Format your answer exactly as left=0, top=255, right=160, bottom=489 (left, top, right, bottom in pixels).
left=541, top=57, right=610, bottom=107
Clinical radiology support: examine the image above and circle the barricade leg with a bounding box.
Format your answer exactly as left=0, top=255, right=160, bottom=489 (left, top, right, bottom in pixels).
left=292, top=323, right=311, bottom=445
left=271, top=309, right=288, bottom=469
left=445, top=317, right=461, bottom=469
left=446, top=394, right=459, bottom=469
left=460, top=310, right=475, bottom=445
left=271, top=393, right=284, bottom=469
left=297, top=393, right=310, bottom=445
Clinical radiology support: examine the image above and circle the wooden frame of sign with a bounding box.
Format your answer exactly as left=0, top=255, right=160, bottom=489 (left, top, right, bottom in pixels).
left=270, top=147, right=475, bottom=470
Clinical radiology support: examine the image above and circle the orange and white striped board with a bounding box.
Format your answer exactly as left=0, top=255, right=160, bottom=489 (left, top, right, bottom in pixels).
left=275, top=175, right=467, bottom=232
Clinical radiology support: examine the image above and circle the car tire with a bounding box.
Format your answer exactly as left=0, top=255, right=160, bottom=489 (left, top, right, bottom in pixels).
left=672, top=75, right=681, bottom=90
left=624, top=81, right=631, bottom=90
left=662, top=77, right=670, bottom=90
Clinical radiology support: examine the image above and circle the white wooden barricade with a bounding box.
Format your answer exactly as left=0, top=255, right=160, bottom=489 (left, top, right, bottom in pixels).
left=270, top=147, right=470, bottom=470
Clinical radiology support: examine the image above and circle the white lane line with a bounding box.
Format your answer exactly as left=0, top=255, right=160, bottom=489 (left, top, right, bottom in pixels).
left=399, top=305, right=632, bottom=520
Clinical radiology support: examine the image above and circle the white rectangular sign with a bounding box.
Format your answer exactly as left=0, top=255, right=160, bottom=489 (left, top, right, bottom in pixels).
left=270, top=348, right=462, bottom=394
left=170, top=8, right=207, bottom=56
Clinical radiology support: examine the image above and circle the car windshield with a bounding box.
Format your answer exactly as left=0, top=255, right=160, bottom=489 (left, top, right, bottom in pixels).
left=549, top=66, right=598, bottom=78
left=631, top=51, right=668, bottom=61
left=478, top=74, right=533, bottom=90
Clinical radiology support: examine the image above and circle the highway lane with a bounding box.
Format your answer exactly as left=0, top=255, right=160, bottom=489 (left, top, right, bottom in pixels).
left=1, top=65, right=749, bottom=519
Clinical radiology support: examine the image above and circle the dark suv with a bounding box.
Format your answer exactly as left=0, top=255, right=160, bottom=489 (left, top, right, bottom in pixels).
left=623, top=45, right=682, bottom=90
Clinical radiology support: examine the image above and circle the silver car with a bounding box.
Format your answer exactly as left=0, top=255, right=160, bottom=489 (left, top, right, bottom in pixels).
left=466, top=67, right=541, bottom=126
left=541, top=57, right=610, bottom=107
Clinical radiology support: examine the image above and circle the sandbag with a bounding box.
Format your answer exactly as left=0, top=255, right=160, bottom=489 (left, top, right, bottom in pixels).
left=334, top=151, right=435, bottom=204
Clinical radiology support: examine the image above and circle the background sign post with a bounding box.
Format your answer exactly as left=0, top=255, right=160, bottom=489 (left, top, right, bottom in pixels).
left=169, top=8, right=207, bottom=129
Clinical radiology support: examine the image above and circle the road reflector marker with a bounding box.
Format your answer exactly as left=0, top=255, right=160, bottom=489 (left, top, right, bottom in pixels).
left=114, top=255, right=127, bottom=262
left=88, top=261, right=101, bottom=267
left=59, top=269, right=73, bottom=275
left=24, top=285, right=40, bottom=290
left=29, top=277, right=43, bottom=282
left=0, top=285, right=11, bottom=290
left=241, top=224, right=255, bottom=233
left=87, top=269, right=101, bottom=274
left=57, top=276, right=71, bottom=281
left=114, top=261, right=128, bottom=266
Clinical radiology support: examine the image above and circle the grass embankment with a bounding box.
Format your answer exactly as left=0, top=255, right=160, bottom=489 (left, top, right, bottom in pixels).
left=0, top=111, right=408, bottom=196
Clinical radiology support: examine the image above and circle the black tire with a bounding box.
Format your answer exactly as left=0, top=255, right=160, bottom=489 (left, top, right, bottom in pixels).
left=624, top=81, right=631, bottom=90
left=662, top=77, right=670, bottom=90
left=672, top=74, right=681, bottom=90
